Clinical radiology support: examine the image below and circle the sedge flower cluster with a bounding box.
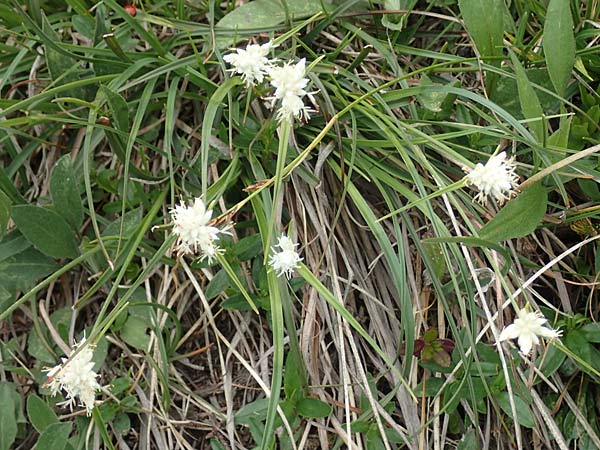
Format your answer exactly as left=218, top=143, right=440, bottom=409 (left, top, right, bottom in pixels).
left=464, top=151, right=518, bottom=205
left=223, top=42, right=273, bottom=87
left=224, top=41, right=314, bottom=123
left=45, top=338, right=100, bottom=416
left=269, top=234, right=303, bottom=279
left=171, top=197, right=229, bottom=262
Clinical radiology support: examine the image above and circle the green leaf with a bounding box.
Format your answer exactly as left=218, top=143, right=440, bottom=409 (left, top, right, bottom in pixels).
left=422, top=239, right=446, bottom=280
left=27, top=395, right=58, bottom=433
left=120, top=315, right=150, bottom=350
left=102, top=207, right=143, bottom=239
left=458, top=0, right=503, bottom=60
left=11, top=205, right=79, bottom=258
left=543, top=0, right=575, bottom=96
left=50, top=155, right=83, bottom=230
left=497, top=392, right=535, bottom=428
left=0, top=383, right=18, bottom=450
left=205, top=269, right=231, bottom=300
left=296, top=397, right=332, bottom=419
left=284, top=352, right=304, bottom=401
left=27, top=326, right=56, bottom=364
left=0, top=190, right=10, bottom=239
left=535, top=344, right=566, bottom=380
left=235, top=398, right=269, bottom=425
left=457, top=429, right=478, bottom=450
left=214, top=0, right=325, bottom=48
left=0, top=247, right=59, bottom=295
left=581, top=322, right=600, bottom=343
left=458, top=0, right=503, bottom=92
left=479, top=183, right=547, bottom=242
left=510, top=52, right=544, bottom=142
left=101, top=86, right=129, bottom=132
left=34, top=422, right=72, bottom=450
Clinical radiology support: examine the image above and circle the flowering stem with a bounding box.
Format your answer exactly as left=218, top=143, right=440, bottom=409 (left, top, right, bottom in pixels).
left=265, top=120, right=291, bottom=263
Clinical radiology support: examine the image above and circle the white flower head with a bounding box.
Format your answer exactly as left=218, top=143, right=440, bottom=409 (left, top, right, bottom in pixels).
left=267, top=58, right=314, bottom=122
left=44, top=338, right=100, bottom=415
left=464, top=151, right=518, bottom=205
left=223, top=41, right=274, bottom=87
left=170, top=197, right=230, bottom=262
left=498, top=309, right=561, bottom=355
left=269, top=234, right=303, bottom=278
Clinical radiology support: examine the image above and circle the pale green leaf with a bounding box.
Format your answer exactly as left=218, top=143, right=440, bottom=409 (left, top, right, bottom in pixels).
left=0, top=190, right=10, bottom=239
left=458, top=0, right=503, bottom=63
left=34, top=422, right=72, bottom=450
left=0, top=383, right=18, bottom=450
left=479, top=183, right=547, bottom=242
left=50, top=155, right=83, bottom=231
left=11, top=205, right=79, bottom=259
left=297, top=397, right=332, bottom=419
left=120, top=315, right=150, bottom=350
left=214, top=0, right=325, bottom=48
left=543, top=0, right=575, bottom=96
left=510, top=52, right=544, bottom=142
left=27, top=395, right=58, bottom=433
left=497, top=392, right=535, bottom=428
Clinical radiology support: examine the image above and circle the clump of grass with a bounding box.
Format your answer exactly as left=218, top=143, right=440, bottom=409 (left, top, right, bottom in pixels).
left=1, top=1, right=600, bottom=449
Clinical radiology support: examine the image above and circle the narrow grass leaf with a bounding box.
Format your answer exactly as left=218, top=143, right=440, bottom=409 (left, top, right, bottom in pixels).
left=479, top=182, right=547, bottom=242
left=11, top=205, right=79, bottom=259
left=27, top=395, right=58, bottom=433
left=50, top=156, right=84, bottom=230
left=543, top=0, right=575, bottom=96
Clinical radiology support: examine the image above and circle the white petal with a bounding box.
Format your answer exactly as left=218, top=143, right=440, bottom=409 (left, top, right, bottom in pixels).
left=499, top=324, right=520, bottom=341
left=517, top=334, right=535, bottom=355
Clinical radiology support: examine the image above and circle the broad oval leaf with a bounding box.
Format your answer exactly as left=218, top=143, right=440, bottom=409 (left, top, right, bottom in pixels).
left=50, top=155, right=83, bottom=230
left=34, top=422, right=72, bottom=450
left=479, top=182, right=547, bottom=242
left=509, top=52, right=545, bottom=143
left=296, top=397, right=332, bottom=419
left=543, top=0, right=575, bottom=97
left=214, top=0, right=325, bottom=48
left=458, top=0, right=503, bottom=63
left=11, top=205, right=79, bottom=259
left=27, top=395, right=58, bottom=433
left=0, top=383, right=18, bottom=450
left=497, top=392, right=535, bottom=428
left=0, top=247, right=59, bottom=294
left=0, top=190, right=10, bottom=239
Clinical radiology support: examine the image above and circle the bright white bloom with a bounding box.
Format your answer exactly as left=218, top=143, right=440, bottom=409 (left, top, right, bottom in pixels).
left=267, top=58, right=313, bottom=122
left=170, top=197, right=229, bottom=262
left=464, top=151, right=518, bottom=205
left=498, top=309, right=561, bottom=355
left=223, top=41, right=273, bottom=87
left=45, top=338, right=100, bottom=415
left=269, top=234, right=303, bottom=278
